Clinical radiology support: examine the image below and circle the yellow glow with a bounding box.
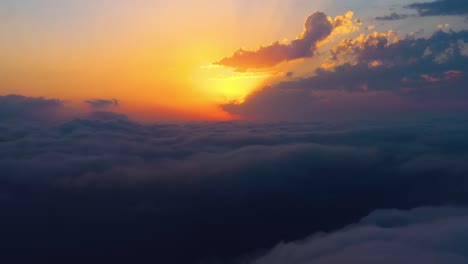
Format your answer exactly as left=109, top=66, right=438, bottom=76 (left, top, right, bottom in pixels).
left=193, top=64, right=271, bottom=103
left=0, top=0, right=335, bottom=120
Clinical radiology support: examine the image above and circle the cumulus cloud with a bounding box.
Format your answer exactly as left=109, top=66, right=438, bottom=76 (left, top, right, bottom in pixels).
left=222, top=30, right=468, bottom=120
left=249, top=207, right=468, bottom=264
left=215, top=11, right=361, bottom=70
left=215, top=12, right=334, bottom=70
left=85, top=98, right=119, bottom=109
left=2, top=104, right=468, bottom=263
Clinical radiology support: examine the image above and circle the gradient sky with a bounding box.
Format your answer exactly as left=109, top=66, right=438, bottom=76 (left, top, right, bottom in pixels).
left=1, top=0, right=467, bottom=121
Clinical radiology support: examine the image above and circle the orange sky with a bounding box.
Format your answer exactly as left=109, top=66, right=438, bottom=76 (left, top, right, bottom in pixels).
left=1, top=0, right=465, bottom=121
left=0, top=1, right=343, bottom=120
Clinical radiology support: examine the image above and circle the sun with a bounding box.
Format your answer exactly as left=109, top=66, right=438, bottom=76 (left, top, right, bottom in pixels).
left=194, top=64, right=271, bottom=103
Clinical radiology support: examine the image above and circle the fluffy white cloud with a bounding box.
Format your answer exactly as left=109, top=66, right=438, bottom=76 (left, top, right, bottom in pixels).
left=250, top=207, right=468, bottom=264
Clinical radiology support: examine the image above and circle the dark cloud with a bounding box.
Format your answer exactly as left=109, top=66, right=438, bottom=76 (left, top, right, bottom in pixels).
left=408, top=0, right=468, bottom=17
left=223, top=30, right=468, bottom=120
left=0, top=94, right=65, bottom=123
left=376, top=0, right=468, bottom=21
left=215, top=12, right=333, bottom=70
left=2, top=104, right=468, bottom=263
left=249, top=207, right=468, bottom=264
left=85, top=99, right=119, bottom=109
left=375, top=12, right=412, bottom=21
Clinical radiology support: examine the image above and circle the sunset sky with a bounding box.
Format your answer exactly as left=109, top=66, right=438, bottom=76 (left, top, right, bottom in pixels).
left=2, top=0, right=467, bottom=121
left=2, top=1, right=468, bottom=264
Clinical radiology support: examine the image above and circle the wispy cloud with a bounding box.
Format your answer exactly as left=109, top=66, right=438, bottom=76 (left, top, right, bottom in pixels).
left=376, top=0, right=468, bottom=21
left=408, top=0, right=468, bottom=16
left=85, top=99, right=119, bottom=109
left=375, top=12, right=413, bottom=21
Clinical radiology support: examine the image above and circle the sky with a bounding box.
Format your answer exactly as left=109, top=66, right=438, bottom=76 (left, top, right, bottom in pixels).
left=2, top=1, right=468, bottom=264
left=2, top=0, right=467, bottom=121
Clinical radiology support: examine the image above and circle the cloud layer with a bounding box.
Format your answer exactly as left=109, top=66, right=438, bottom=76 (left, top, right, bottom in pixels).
left=2, top=98, right=468, bottom=263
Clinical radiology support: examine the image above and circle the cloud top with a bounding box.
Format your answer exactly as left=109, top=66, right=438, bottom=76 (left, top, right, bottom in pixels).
left=2, top=104, right=468, bottom=263
left=215, top=12, right=333, bottom=69
left=0, top=94, right=65, bottom=123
